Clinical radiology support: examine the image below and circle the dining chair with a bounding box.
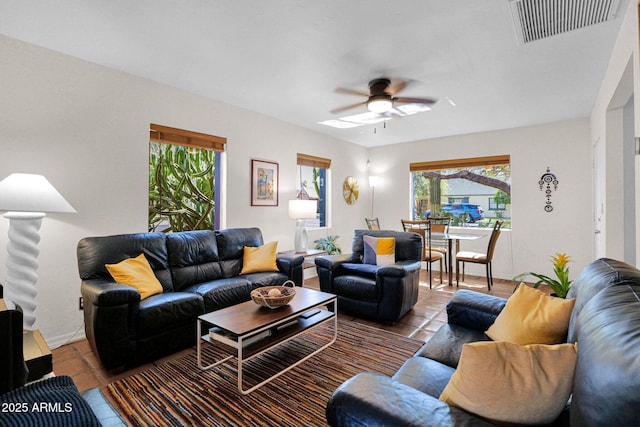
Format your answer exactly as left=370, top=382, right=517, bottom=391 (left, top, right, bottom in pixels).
left=401, top=219, right=444, bottom=288
left=365, top=217, right=380, bottom=230
left=455, top=220, right=504, bottom=290
left=424, top=217, right=450, bottom=273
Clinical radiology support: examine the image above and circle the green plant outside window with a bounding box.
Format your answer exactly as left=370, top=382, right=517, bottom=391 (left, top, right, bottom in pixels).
left=149, top=142, right=218, bottom=232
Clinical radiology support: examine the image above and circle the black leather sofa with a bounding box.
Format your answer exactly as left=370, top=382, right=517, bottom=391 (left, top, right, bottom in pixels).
left=326, top=258, right=640, bottom=426
left=77, top=227, right=303, bottom=371
left=315, top=229, right=422, bottom=324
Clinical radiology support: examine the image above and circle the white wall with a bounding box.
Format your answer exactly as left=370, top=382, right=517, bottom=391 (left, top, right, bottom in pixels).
left=590, top=0, right=640, bottom=265
left=368, top=119, right=593, bottom=281
left=0, top=34, right=369, bottom=347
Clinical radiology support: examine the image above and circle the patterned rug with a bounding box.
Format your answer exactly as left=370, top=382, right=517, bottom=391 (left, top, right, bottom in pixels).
left=105, top=319, right=424, bottom=426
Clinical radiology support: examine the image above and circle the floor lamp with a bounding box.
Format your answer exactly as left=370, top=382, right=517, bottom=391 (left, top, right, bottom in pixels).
left=0, top=173, right=76, bottom=330
left=369, top=175, right=379, bottom=217
left=288, top=199, right=317, bottom=253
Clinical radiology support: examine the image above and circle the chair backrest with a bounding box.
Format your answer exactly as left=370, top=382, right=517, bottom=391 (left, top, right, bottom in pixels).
left=365, top=217, right=380, bottom=230
left=401, top=219, right=428, bottom=231
left=428, top=217, right=450, bottom=233
left=485, top=220, right=504, bottom=261
left=352, top=230, right=423, bottom=262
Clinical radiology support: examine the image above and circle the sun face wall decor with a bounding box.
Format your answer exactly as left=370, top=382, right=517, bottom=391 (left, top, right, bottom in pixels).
left=343, top=176, right=359, bottom=205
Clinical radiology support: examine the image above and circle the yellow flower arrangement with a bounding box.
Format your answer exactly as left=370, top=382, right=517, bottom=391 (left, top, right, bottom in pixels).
left=514, top=253, right=573, bottom=298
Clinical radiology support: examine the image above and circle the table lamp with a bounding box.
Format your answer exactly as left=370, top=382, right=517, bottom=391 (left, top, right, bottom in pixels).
left=288, top=199, right=317, bottom=253
left=0, top=173, right=76, bottom=329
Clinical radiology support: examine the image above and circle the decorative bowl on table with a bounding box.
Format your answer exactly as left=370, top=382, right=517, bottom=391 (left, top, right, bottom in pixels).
left=251, top=281, right=296, bottom=309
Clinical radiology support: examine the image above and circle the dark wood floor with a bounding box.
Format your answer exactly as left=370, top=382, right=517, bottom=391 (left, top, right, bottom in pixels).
left=52, top=270, right=517, bottom=392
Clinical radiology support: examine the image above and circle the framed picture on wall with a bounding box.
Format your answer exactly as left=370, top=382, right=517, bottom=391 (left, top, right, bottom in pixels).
left=251, top=159, right=279, bottom=206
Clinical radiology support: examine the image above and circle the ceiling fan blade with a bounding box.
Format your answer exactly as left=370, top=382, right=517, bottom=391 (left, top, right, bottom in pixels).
left=394, top=96, right=438, bottom=106
left=387, top=80, right=407, bottom=96
left=330, top=101, right=367, bottom=114
left=335, top=87, right=370, bottom=97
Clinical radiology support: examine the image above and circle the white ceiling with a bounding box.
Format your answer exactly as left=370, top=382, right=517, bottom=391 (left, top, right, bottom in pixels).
left=0, top=0, right=629, bottom=147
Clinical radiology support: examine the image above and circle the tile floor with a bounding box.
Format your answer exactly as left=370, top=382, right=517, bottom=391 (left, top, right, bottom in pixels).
left=52, top=271, right=517, bottom=392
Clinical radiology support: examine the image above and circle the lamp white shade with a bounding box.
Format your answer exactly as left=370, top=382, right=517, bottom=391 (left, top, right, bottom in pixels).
left=0, top=173, right=75, bottom=329
left=288, top=199, right=317, bottom=219
left=369, top=175, right=379, bottom=187
left=0, top=173, right=76, bottom=213
left=288, top=199, right=317, bottom=253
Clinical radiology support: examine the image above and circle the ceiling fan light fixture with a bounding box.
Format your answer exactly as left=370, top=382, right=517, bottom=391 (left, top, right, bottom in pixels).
left=367, top=96, right=393, bottom=113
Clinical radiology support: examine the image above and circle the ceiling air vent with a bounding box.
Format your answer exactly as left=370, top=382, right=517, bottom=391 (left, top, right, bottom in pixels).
left=509, top=0, right=620, bottom=44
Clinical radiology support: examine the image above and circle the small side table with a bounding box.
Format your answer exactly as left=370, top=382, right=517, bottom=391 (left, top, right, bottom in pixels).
left=279, top=249, right=328, bottom=270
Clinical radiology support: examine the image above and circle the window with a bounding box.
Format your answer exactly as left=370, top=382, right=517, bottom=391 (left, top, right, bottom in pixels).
left=296, top=153, right=331, bottom=228
left=448, top=197, right=469, bottom=204
left=149, top=124, right=225, bottom=232
left=488, top=198, right=506, bottom=211
left=410, top=155, right=511, bottom=228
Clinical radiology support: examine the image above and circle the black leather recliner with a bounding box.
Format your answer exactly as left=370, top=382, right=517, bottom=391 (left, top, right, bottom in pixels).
left=78, top=227, right=303, bottom=371
left=315, top=229, right=422, bottom=324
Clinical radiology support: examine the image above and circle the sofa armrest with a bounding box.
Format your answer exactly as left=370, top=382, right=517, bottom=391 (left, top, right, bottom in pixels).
left=377, top=260, right=422, bottom=277
left=81, top=278, right=141, bottom=306
left=315, top=254, right=360, bottom=270
left=80, top=279, right=140, bottom=371
left=326, top=372, right=493, bottom=427
left=446, top=289, right=507, bottom=331
left=276, top=252, right=305, bottom=285
left=315, top=254, right=359, bottom=294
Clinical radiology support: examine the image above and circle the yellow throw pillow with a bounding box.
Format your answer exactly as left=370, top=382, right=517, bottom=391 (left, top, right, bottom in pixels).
left=240, top=241, right=279, bottom=274
left=105, top=253, right=163, bottom=300
left=440, top=341, right=577, bottom=425
left=485, top=284, right=575, bottom=345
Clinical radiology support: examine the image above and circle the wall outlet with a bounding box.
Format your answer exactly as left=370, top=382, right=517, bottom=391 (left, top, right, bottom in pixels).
left=79, top=296, right=84, bottom=310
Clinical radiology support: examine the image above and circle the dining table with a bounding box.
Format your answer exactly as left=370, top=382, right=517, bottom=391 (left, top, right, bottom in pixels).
left=429, top=231, right=486, bottom=285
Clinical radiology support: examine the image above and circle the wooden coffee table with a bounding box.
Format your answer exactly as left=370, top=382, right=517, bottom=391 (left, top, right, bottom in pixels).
left=196, top=287, right=337, bottom=394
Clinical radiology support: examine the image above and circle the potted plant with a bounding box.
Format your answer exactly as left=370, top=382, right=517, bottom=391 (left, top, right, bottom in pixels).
left=514, top=253, right=573, bottom=298
left=314, top=235, right=342, bottom=255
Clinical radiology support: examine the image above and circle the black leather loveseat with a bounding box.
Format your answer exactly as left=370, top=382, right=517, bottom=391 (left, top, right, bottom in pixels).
left=315, top=229, right=422, bottom=324
left=77, top=227, right=303, bottom=371
left=327, top=258, right=640, bottom=426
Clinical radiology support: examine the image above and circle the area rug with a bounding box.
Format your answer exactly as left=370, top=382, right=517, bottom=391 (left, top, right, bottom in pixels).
left=105, top=319, right=424, bottom=426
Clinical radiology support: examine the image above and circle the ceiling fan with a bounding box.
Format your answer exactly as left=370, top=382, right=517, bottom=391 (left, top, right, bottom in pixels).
left=331, top=78, right=438, bottom=115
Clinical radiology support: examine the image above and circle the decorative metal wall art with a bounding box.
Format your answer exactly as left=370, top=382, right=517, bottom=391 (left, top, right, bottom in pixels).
left=343, top=176, right=359, bottom=205
left=539, top=167, right=558, bottom=212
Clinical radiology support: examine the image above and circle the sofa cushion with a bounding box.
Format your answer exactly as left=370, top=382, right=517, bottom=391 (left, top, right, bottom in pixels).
left=135, top=292, right=205, bottom=337
left=566, top=257, right=640, bottom=342
left=353, top=229, right=422, bottom=263
left=77, top=232, right=173, bottom=291
left=240, top=241, right=279, bottom=274
left=485, top=284, right=575, bottom=345
left=105, top=253, right=163, bottom=300
left=184, top=277, right=253, bottom=312
left=363, top=236, right=395, bottom=266
left=392, top=356, right=455, bottom=398
left=333, top=275, right=378, bottom=300
left=440, top=341, right=577, bottom=425
left=418, top=324, right=491, bottom=368
left=241, top=271, right=290, bottom=288
left=216, top=228, right=264, bottom=277
left=166, top=230, right=222, bottom=291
